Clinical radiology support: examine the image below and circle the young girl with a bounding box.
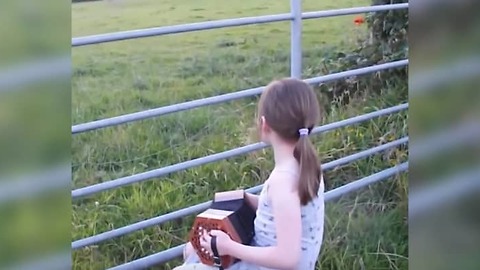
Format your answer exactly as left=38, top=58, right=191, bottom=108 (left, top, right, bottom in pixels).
left=178, top=78, right=325, bottom=270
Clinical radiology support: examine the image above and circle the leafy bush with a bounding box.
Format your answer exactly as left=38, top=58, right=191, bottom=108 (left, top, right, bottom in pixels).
left=310, top=0, right=408, bottom=107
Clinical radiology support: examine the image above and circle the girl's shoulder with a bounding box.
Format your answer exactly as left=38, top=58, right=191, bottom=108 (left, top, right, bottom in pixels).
left=267, top=168, right=299, bottom=195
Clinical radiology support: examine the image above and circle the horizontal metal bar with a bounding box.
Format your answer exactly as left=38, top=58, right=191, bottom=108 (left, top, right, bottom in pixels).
left=305, top=59, right=408, bottom=85
left=107, top=245, right=185, bottom=270
left=324, top=162, right=408, bottom=202
left=106, top=162, right=408, bottom=270
left=410, top=56, right=480, bottom=96
left=0, top=55, right=70, bottom=93
left=302, top=3, right=408, bottom=20
left=72, top=137, right=408, bottom=249
left=72, top=103, right=407, bottom=199
left=72, top=59, right=408, bottom=134
left=72, top=4, right=408, bottom=47
left=409, top=167, right=480, bottom=220
left=72, top=84, right=261, bottom=134
left=410, top=120, right=480, bottom=163
left=0, top=164, right=70, bottom=204
left=72, top=13, right=292, bottom=47
left=6, top=252, right=71, bottom=270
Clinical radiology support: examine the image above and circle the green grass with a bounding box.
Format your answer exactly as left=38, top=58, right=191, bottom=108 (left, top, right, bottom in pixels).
left=72, top=0, right=408, bottom=269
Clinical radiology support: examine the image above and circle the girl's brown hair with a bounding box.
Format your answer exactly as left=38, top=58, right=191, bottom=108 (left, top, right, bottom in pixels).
left=257, top=78, right=322, bottom=205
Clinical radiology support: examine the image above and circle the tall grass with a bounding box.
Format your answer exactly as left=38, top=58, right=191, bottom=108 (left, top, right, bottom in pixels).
left=72, top=0, right=408, bottom=269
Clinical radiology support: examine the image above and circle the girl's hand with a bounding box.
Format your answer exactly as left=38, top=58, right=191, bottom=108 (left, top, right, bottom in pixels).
left=199, top=229, right=232, bottom=256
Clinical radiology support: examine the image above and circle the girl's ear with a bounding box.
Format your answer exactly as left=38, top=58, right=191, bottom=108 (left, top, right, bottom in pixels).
left=260, top=116, right=271, bottom=133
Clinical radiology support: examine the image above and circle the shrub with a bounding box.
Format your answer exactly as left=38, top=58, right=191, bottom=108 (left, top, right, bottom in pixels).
left=310, top=0, right=408, bottom=107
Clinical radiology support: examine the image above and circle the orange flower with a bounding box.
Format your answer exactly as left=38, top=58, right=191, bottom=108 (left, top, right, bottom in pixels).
left=354, top=16, right=365, bottom=25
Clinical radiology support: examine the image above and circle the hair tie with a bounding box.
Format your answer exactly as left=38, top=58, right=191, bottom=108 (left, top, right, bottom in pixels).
left=299, top=128, right=309, bottom=137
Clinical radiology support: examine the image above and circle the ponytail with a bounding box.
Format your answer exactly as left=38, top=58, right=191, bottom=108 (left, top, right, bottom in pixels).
left=293, top=129, right=321, bottom=205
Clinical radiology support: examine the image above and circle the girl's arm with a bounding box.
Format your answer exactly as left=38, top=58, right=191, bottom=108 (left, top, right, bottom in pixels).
left=226, top=176, right=302, bottom=269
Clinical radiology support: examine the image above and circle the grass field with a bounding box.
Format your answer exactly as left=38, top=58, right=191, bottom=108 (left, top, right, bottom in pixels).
left=72, top=0, right=408, bottom=269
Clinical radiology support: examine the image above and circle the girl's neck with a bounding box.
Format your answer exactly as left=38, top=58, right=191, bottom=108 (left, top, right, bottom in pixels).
left=271, top=140, right=296, bottom=167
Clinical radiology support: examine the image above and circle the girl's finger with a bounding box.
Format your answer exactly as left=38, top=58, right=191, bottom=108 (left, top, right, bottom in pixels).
left=200, top=238, right=207, bottom=249
left=199, top=239, right=211, bottom=254
left=201, top=232, right=209, bottom=240
left=200, top=233, right=210, bottom=248
left=209, top=230, right=221, bottom=236
left=201, top=234, right=208, bottom=243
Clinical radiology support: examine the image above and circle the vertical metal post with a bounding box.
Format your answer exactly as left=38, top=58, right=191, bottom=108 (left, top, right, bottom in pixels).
left=290, top=0, right=302, bottom=79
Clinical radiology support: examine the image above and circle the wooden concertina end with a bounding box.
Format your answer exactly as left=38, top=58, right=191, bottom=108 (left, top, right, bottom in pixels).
left=188, top=190, right=256, bottom=269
